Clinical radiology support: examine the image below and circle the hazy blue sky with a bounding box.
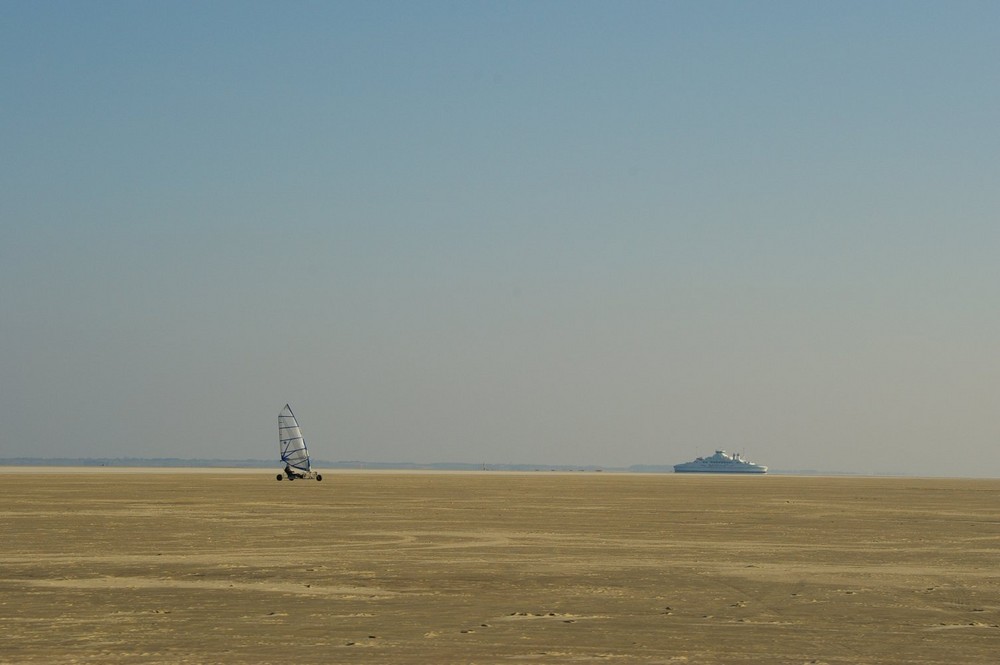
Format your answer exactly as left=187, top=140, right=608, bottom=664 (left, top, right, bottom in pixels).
left=3, top=1, right=999, bottom=476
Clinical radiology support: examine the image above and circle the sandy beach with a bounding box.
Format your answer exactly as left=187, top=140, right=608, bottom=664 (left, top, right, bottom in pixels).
left=1, top=470, right=998, bottom=664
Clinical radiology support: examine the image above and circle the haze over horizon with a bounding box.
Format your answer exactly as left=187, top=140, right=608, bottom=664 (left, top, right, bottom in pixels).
left=3, top=2, right=999, bottom=477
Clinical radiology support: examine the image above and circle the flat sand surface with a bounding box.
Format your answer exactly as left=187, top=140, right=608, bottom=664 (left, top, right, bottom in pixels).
left=2, top=471, right=998, bottom=664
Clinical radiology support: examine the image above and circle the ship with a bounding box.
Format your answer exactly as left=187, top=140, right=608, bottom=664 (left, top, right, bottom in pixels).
left=673, top=450, right=767, bottom=474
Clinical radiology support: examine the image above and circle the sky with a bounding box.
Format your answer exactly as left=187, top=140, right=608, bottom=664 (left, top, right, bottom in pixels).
left=2, top=1, right=999, bottom=476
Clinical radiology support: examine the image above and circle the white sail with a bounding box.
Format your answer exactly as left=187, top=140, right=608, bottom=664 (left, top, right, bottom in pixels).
left=279, top=404, right=311, bottom=472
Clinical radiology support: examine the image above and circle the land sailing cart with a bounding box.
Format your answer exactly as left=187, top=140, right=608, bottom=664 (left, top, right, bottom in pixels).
left=276, top=404, right=323, bottom=481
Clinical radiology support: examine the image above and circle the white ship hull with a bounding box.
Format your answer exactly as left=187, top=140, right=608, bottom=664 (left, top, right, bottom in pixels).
left=673, top=464, right=767, bottom=474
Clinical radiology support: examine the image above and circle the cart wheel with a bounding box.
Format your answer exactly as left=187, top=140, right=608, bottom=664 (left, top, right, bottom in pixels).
left=276, top=474, right=283, bottom=481
left=288, top=475, right=294, bottom=481
left=316, top=474, right=323, bottom=481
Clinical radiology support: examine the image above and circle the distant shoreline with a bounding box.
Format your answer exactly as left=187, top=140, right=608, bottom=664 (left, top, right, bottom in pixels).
left=0, top=466, right=268, bottom=474
left=0, top=466, right=651, bottom=476
left=0, top=458, right=645, bottom=473
left=0, top=458, right=932, bottom=477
